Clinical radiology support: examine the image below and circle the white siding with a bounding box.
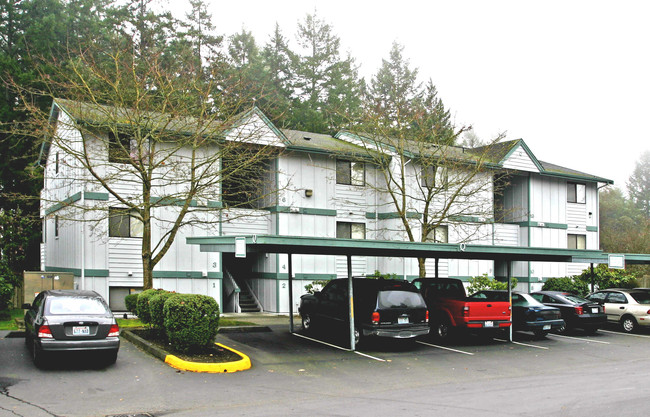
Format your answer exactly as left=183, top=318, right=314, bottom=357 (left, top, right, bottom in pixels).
left=502, top=145, right=540, bottom=172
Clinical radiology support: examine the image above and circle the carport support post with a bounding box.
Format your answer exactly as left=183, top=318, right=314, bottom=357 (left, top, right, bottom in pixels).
left=288, top=253, right=294, bottom=333
left=348, top=254, right=355, bottom=351
left=590, top=263, right=595, bottom=293
left=507, top=261, right=512, bottom=343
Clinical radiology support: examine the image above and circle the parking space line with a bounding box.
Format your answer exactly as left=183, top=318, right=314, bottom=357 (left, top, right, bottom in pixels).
left=353, top=351, right=387, bottom=362
left=599, top=329, right=650, bottom=338
left=291, top=333, right=387, bottom=362
left=493, top=338, right=549, bottom=350
left=291, top=332, right=350, bottom=351
left=416, top=340, right=474, bottom=355
left=547, top=334, right=610, bottom=344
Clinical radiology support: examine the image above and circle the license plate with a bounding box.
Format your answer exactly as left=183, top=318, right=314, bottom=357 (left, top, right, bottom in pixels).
left=543, top=324, right=551, bottom=330
left=484, top=321, right=494, bottom=328
left=73, top=326, right=90, bottom=336
left=592, top=308, right=599, bottom=314
left=398, top=317, right=409, bottom=324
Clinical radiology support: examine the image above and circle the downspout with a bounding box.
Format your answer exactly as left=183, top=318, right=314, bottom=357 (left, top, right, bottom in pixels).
left=527, top=174, right=533, bottom=292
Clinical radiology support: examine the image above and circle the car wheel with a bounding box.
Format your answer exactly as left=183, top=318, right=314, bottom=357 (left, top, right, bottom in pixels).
left=533, top=329, right=549, bottom=339
left=620, top=316, right=637, bottom=333
left=32, top=340, right=47, bottom=368
left=433, top=317, right=451, bottom=341
left=353, top=326, right=363, bottom=348
left=301, top=314, right=313, bottom=332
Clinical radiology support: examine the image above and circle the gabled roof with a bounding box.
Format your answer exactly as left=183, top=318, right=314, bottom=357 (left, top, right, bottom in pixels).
left=283, top=129, right=377, bottom=159
left=39, top=99, right=287, bottom=165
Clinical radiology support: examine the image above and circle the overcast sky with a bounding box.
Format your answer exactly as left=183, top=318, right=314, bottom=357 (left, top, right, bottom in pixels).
left=171, top=0, right=649, bottom=191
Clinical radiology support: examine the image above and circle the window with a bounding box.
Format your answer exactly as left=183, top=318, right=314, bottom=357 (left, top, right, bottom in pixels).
left=54, top=216, right=59, bottom=238
left=567, top=182, right=586, bottom=204
left=336, top=160, right=365, bottom=186
left=336, top=222, right=366, bottom=239
left=606, top=292, right=627, bottom=304
left=55, top=152, right=59, bottom=174
left=424, top=225, right=448, bottom=243
left=567, top=234, right=586, bottom=249
left=108, top=131, right=138, bottom=163
left=109, top=208, right=143, bottom=238
left=421, top=165, right=448, bottom=189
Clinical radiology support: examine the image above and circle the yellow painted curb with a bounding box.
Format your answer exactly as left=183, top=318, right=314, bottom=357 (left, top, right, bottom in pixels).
left=164, top=342, right=251, bottom=373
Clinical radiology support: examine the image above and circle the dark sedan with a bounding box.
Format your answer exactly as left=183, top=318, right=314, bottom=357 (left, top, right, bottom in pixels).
left=469, top=290, right=564, bottom=338
left=23, top=290, right=120, bottom=367
left=530, top=291, right=605, bottom=334
left=299, top=278, right=429, bottom=346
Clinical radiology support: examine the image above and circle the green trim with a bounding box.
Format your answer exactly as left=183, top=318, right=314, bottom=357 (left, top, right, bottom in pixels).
left=365, top=212, right=377, bottom=219
left=207, top=272, right=223, bottom=279
left=377, top=212, right=422, bottom=220
left=45, top=192, right=82, bottom=215
left=84, top=192, right=109, bottom=201
left=150, top=197, right=198, bottom=207
left=153, top=270, right=208, bottom=279
left=512, top=221, right=568, bottom=230
left=586, top=226, right=598, bottom=232
left=449, top=215, right=492, bottom=223
left=208, top=200, right=223, bottom=208
left=265, top=206, right=337, bottom=216
left=44, top=266, right=109, bottom=277
left=294, top=273, right=337, bottom=280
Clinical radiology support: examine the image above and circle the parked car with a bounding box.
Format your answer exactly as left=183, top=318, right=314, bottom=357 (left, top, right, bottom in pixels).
left=299, top=278, right=429, bottom=346
left=530, top=291, right=605, bottom=334
left=585, top=289, right=650, bottom=333
left=23, top=290, right=120, bottom=367
left=468, top=290, right=564, bottom=338
left=412, top=278, right=511, bottom=340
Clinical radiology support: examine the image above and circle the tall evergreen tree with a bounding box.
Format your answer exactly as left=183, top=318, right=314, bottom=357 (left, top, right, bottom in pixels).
left=628, top=151, right=650, bottom=218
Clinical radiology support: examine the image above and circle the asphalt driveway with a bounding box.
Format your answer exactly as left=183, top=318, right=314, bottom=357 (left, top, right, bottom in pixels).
left=2, top=321, right=650, bottom=417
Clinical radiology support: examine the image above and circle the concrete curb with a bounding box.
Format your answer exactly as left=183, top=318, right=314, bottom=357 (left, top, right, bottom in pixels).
left=122, top=329, right=251, bottom=373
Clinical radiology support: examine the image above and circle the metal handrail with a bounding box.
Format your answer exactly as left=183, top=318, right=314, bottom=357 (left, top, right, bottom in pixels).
left=223, top=268, right=241, bottom=313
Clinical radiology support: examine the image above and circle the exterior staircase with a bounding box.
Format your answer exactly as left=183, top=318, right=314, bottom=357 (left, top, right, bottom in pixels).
left=238, top=288, right=261, bottom=313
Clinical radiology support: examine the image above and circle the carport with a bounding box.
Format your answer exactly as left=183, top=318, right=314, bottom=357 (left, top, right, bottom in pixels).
left=187, top=235, right=649, bottom=351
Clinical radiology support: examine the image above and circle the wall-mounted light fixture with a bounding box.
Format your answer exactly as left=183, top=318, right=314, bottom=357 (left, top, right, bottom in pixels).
left=305, top=189, right=313, bottom=197
left=128, top=271, right=133, bottom=276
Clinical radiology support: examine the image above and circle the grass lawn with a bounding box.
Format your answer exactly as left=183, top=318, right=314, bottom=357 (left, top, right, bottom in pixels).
left=0, top=309, right=23, bottom=330
left=117, top=317, right=255, bottom=328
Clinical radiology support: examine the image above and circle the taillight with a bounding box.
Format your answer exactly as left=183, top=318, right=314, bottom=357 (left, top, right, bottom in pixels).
left=463, top=306, right=470, bottom=317
left=574, top=306, right=584, bottom=315
left=37, top=325, right=53, bottom=339
left=371, top=312, right=380, bottom=324
left=425, top=310, right=429, bottom=323
left=108, top=324, right=120, bottom=337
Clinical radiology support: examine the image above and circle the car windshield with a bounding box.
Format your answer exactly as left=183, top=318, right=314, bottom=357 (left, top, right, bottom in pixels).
left=563, top=294, right=589, bottom=304
left=377, top=290, right=425, bottom=309
left=629, top=292, right=650, bottom=304
left=46, top=297, right=109, bottom=315
left=468, top=291, right=508, bottom=302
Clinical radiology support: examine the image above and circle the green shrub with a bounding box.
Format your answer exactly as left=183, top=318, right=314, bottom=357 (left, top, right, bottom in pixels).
left=304, top=280, right=329, bottom=294
left=124, top=293, right=140, bottom=314
left=164, top=294, right=220, bottom=353
left=542, top=277, right=590, bottom=296
left=136, top=289, right=166, bottom=324
left=149, top=291, right=177, bottom=329
left=575, top=264, right=639, bottom=290
left=467, top=273, right=518, bottom=295
left=367, top=270, right=400, bottom=280
left=0, top=277, right=13, bottom=320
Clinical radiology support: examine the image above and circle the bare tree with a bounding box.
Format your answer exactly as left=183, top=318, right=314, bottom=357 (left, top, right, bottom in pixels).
left=7, top=41, right=284, bottom=290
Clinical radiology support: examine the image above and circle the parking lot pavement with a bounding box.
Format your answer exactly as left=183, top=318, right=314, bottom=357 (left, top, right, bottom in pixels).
left=2, top=323, right=650, bottom=416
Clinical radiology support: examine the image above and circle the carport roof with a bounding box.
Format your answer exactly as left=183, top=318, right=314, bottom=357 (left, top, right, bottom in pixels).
left=185, top=235, right=650, bottom=264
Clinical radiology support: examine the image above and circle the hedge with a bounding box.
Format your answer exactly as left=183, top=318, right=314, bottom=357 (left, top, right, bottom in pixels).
left=136, top=289, right=167, bottom=324
left=163, top=294, right=220, bottom=353
left=124, top=293, right=139, bottom=314
left=149, top=291, right=178, bottom=329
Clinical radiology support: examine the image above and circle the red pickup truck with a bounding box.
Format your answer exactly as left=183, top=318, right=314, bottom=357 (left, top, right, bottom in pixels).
left=412, top=278, right=511, bottom=340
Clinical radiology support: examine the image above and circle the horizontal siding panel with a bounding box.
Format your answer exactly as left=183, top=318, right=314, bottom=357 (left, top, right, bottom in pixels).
left=567, top=204, right=586, bottom=226
left=494, top=224, right=520, bottom=246
left=109, top=238, right=143, bottom=278
left=222, top=210, right=271, bottom=235
left=336, top=256, right=367, bottom=278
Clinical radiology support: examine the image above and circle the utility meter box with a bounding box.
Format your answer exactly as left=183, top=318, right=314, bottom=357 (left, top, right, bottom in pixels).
left=23, top=271, right=75, bottom=305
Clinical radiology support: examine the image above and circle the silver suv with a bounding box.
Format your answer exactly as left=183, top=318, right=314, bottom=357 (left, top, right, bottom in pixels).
left=585, top=289, right=650, bottom=333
